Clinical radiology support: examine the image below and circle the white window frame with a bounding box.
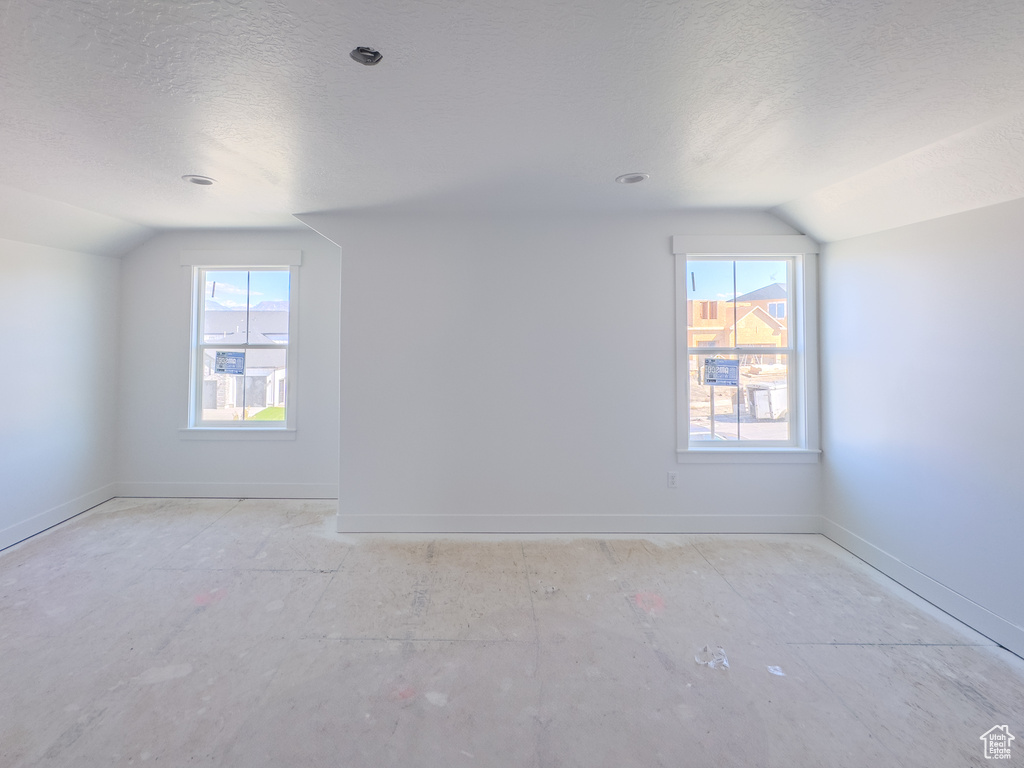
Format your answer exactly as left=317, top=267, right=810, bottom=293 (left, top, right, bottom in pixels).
left=673, top=235, right=820, bottom=463
left=180, top=250, right=301, bottom=438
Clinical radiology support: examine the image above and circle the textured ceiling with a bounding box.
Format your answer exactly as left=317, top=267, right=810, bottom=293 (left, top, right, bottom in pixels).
left=2, top=0, right=1024, bottom=246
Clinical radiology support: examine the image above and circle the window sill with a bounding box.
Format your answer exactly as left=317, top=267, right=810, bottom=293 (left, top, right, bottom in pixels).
left=677, top=448, right=820, bottom=464
left=179, top=428, right=297, bottom=441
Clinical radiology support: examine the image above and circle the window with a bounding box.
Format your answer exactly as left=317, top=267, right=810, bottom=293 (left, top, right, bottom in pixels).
left=182, top=251, right=301, bottom=432
left=673, top=236, right=819, bottom=462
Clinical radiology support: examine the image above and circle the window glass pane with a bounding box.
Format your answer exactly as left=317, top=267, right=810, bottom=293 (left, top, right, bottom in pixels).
left=687, top=260, right=735, bottom=347
left=200, top=347, right=287, bottom=422
left=248, top=270, right=290, bottom=343
left=244, top=347, right=287, bottom=421
left=739, top=353, right=790, bottom=441
left=689, top=353, right=740, bottom=441
left=203, top=270, right=249, bottom=343
left=689, top=353, right=790, bottom=442
left=734, top=260, right=789, bottom=347
left=201, top=348, right=244, bottom=421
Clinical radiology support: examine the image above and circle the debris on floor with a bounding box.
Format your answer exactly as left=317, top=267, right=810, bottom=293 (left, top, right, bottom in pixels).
left=695, top=645, right=729, bottom=669
left=767, top=665, right=786, bottom=676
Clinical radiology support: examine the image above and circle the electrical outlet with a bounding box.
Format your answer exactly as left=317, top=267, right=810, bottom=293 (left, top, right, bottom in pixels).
left=667, top=471, right=678, bottom=489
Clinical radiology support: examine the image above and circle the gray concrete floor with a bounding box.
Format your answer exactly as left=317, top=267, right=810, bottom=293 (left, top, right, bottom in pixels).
left=1, top=498, right=1021, bottom=767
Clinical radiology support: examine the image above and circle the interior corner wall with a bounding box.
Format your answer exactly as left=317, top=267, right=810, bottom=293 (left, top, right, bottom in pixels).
left=299, top=210, right=822, bottom=534
left=0, top=238, right=120, bottom=550
left=819, top=198, right=1024, bottom=657
left=116, top=228, right=340, bottom=499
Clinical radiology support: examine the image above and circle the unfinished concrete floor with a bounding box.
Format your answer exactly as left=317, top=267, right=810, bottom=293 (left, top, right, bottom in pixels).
left=1, top=498, right=1021, bottom=767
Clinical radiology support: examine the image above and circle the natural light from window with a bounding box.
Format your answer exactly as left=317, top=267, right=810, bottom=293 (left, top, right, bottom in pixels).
left=194, top=268, right=290, bottom=425
left=686, top=257, right=793, bottom=444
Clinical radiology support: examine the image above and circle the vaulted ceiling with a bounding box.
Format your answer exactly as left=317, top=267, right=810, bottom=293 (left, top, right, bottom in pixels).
left=2, top=0, right=1023, bottom=250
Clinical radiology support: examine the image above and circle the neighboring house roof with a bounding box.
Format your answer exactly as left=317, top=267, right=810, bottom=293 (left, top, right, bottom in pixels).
left=736, top=283, right=787, bottom=302
left=736, top=305, right=785, bottom=332
left=203, top=309, right=289, bottom=346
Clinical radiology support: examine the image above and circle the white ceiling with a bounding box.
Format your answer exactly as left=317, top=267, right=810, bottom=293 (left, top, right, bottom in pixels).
left=2, top=0, right=1024, bottom=248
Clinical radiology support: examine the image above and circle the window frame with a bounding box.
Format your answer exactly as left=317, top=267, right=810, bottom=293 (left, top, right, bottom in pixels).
left=673, top=235, right=820, bottom=464
left=180, top=250, right=301, bottom=436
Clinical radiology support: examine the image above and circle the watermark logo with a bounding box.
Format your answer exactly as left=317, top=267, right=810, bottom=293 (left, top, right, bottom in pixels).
left=980, top=725, right=1015, bottom=759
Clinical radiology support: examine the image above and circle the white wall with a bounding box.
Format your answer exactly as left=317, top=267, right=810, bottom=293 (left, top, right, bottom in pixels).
left=299, top=210, right=822, bottom=533
left=116, top=228, right=340, bottom=498
left=820, top=198, right=1024, bottom=656
left=0, top=239, right=120, bottom=549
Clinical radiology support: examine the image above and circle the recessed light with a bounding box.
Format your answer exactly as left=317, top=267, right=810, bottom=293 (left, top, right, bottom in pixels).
left=350, top=47, right=383, bottom=66
left=616, top=173, right=649, bottom=184
left=182, top=174, right=216, bottom=186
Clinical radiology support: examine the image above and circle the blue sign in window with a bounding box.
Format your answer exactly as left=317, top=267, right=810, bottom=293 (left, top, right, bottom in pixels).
left=214, top=351, right=245, bottom=375
left=703, top=358, right=739, bottom=386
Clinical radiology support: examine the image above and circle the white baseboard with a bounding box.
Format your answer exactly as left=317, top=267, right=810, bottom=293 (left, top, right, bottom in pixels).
left=821, top=517, right=1024, bottom=659
left=0, top=483, right=117, bottom=551
left=336, top=513, right=820, bottom=535
left=115, top=482, right=339, bottom=499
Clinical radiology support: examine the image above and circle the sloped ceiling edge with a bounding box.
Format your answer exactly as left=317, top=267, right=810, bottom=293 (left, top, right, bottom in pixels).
left=774, top=109, right=1024, bottom=243
left=0, top=184, right=155, bottom=257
